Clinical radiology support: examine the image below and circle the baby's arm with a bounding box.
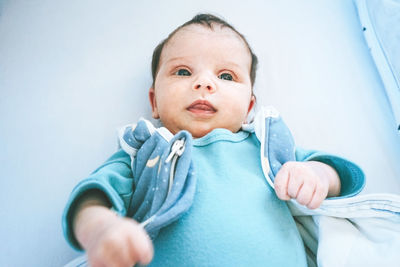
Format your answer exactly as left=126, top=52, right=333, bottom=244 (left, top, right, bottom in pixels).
left=72, top=191, right=153, bottom=267
left=274, top=161, right=340, bottom=209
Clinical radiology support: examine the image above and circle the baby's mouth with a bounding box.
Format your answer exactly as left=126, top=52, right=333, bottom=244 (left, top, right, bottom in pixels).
left=187, top=100, right=217, bottom=114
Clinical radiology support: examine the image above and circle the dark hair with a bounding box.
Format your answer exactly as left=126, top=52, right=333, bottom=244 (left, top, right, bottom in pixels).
left=151, top=13, right=258, bottom=88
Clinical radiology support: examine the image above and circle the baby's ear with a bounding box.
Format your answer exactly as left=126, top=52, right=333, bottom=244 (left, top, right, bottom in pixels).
left=149, top=87, right=160, bottom=119
left=243, top=95, right=256, bottom=124
left=247, top=95, right=256, bottom=114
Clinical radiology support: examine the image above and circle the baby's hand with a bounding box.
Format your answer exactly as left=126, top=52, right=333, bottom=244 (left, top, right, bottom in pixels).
left=274, top=161, right=340, bottom=209
left=76, top=206, right=153, bottom=267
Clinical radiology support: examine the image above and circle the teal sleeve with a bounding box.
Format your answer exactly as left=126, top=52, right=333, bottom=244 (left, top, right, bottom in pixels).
left=62, top=149, right=134, bottom=250
left=295, top=147, right=365, bottom=198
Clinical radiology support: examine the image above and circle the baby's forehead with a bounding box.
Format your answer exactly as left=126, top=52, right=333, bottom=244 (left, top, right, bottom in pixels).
left=162, top=24, right=252, bottom=64
left=170, top=23, right=245, bottom=45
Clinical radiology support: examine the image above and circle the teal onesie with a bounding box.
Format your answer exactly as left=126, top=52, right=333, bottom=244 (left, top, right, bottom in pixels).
left=62, top=109, right=364, bottom=266
left=149, top=129, right=307, bottom=266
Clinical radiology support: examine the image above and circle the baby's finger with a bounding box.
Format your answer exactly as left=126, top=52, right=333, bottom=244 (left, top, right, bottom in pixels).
left=307, top=182, right=328, bottom=209
left=88, top=235, right=130, bottom=267
left=274, top=167, right=290, bottom=200
left=295, top=178, right=316, bottom=206
left=287, top=172, right=304, bottom=199
left=126, top=220, right=154, bottom=265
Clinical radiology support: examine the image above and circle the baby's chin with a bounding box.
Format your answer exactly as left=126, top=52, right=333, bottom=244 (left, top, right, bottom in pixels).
left=170, top=125, right=214, bottom=139
left=190, top=129, right=214, bottom=139
left=163, top=121, right=242, bottom=139
left=186, top=125, right=241, bottom=139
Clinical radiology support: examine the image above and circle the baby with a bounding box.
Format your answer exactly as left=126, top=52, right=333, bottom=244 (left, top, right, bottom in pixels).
left=64, top=14, right=359, bottom=267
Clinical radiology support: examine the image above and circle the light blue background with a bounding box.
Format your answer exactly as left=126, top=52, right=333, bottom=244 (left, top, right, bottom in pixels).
left=1, top=1, right=399, bottom=266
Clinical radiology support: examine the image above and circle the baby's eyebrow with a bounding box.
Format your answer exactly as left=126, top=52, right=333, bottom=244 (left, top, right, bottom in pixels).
left=216, top=61, right=250, bottom=73
left=165, top=57, right=187, bottom=64
left=220, top=61, right=242, bottom=69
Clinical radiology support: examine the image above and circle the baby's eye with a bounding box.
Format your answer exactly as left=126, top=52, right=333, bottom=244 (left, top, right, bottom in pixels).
left=218, top=73, right=233, bottom=81
left=175, top=69, right=191, bottom=76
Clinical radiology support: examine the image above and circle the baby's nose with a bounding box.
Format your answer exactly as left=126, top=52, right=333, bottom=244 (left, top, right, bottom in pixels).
left=194, top=84, right=213, bottom=90
left=192, top=75, right=216, bottom=92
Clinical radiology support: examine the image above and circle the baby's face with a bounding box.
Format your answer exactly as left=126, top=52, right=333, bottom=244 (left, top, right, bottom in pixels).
left=149, top=24, right=254, bottom=138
